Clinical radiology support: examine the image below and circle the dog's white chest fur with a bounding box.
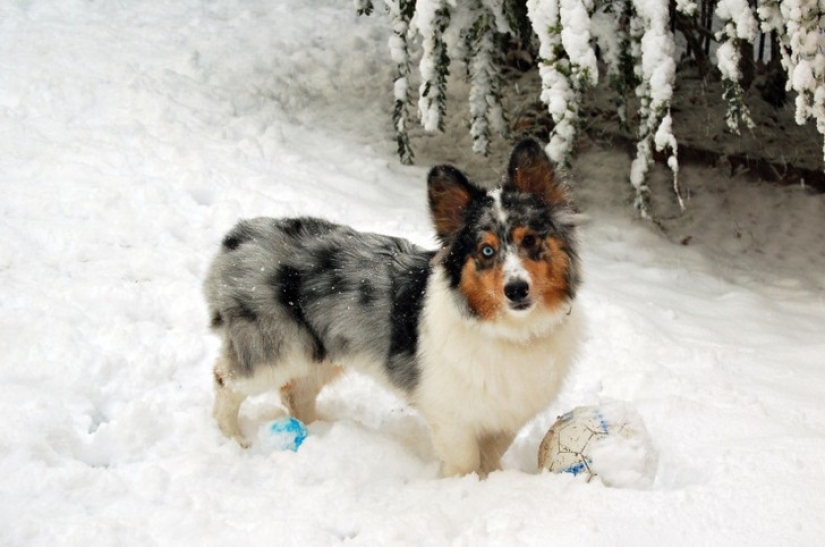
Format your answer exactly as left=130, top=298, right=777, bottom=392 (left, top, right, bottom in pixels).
left=415, top=269, right=582, bottom=437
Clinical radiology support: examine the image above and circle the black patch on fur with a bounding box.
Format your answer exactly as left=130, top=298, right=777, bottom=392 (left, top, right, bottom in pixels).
left=278, top=217, right=337, bottom=239
left=441, top=241, right=471, bottom=290
left=526, top=243, right=544, bottom=262
left=315, top=246, right=338, bottom=272
left=279, top=217, right=305, bottom=237
left=500, top=190, right=556, bottom=231
left=312, top=246, right=348, bottom=293
left=210, top=311, right=224, bottom=329
left=386, top=258, right=432, bottom=390
left=222, top=223, right=257, bottom=251
left=440, top=197, right=494, bottom=291
left=274, top=266, right=327, bottom=362
left=359, top=279, right=376, bottom=306
left=562, top=242, right=580, bottom=299
left=234, top=300, right=258, bottom=322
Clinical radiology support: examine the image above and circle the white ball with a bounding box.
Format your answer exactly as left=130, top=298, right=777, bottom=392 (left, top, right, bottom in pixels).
left=538, top=403, right=657, bottom=488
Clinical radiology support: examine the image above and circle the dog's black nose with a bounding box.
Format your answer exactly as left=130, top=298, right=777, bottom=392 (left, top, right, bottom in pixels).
left=504, top=280, right=530, bottom=303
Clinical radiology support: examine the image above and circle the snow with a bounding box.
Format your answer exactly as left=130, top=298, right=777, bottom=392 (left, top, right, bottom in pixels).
left=559, top=0, right=598, bottom=85
left=526, top=0, right=599, bottom=167
left=527, top=0, right=574, bottom=165
left=715, top=0, right=758, bottom=41
left=763, top=0, right=825, bottom=156
left=578, top=403, right=657, bottom=489
left=414, top=0, right=449, bottom=132
left=2, top=1, right=825, bottom=546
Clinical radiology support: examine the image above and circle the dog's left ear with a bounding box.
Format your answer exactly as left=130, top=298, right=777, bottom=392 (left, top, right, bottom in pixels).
left=428, top=165, right=483, bottom=243
left=506, top=139, right=567, bottom=206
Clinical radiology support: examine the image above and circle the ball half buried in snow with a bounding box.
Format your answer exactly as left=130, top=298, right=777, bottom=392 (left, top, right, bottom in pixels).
left=538, top=403, right=657, bottom=488
left=257, top=417, right=308, bottom=452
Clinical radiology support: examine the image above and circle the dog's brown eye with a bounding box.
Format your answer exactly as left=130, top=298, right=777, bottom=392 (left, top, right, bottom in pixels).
left=522, top=234, right=537, bottom=249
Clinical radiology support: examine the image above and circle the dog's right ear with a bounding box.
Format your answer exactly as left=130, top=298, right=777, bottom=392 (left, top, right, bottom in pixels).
left=428, top=165, right=482, bottom=244
left=506, top=139, right=567, bottom=207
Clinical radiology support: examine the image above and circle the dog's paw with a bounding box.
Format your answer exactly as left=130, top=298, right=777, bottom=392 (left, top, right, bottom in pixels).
left=440, top=461, right=480, bottom=479
left=216, top=422, right=251, bottom=449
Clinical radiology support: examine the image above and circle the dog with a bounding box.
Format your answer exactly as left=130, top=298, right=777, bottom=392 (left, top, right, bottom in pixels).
left=204, top=138, right=582, bottom=477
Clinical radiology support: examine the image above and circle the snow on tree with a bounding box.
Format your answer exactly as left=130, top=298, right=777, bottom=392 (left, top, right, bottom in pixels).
left=758, top=0, right=825, bottom=165
left=355, top=0, right=375, bottom=16
left=358, top=0, right=825, bottom=217
left=591, top=0, right=637, bottom=132
left=526, top=0, right=598, bottom=168
left=527, top=0, right=682, bottom=215
left=414, top=0, right=452, bottom=133
left=716, top=0, right=758, bottom=133
left=384, top=0, right=416, bottom=164
left=626, top=0, right=683, bottom=216
left=465, top=0, right=510, bottom=156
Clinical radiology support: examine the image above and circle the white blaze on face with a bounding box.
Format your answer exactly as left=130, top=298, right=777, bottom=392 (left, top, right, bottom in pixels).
left=502, top=245, right=529, bottom=287
left=490, top=189, right=526, bottom=285
left=489, top=188, right=508, bottom=224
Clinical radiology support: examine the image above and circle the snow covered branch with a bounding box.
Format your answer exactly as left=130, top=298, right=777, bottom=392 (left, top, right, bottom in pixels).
left=757, top=0, right=825, bottom=165
left=627, top=0, right=681, bottom=217
left=384, top=0, right=417, bottom=164
left=716, top=0, right=758, bottom=133
left=414, top=0, right=452, bottom=132
left=466, top=1, right=509, bottom=155
left=358, top=0, right=825, bottom=217
left=355, top=0, right=376, bottom=16
left=527, top=0, right=598, bottom=167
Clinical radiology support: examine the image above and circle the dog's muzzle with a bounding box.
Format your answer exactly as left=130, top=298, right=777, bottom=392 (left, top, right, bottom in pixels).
left=504, top=280, right=532, bottom=311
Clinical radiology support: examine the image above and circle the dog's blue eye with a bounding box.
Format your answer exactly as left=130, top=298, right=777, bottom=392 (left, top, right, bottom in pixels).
left=481, top=245, right=496, bottom=258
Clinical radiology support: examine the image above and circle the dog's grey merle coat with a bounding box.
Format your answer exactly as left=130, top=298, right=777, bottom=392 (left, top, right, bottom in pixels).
left=204, top=217, right=434, bottom=392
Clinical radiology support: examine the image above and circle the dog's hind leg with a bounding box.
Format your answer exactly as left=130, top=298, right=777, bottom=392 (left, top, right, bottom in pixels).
left=212, top=356, right=250, bottom=447
left=280, top=364, right=341, bottom=424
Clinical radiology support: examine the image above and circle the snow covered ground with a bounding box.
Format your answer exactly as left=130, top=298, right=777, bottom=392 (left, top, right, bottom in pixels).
left=2, top=1, right=825, bottom=545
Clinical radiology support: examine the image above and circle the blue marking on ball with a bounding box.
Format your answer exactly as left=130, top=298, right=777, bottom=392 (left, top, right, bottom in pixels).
left=596, top=412, right=610, bottom=434
left=259, top=417, right=308, bottom=452
left=563, top=460, right=592, bottom=477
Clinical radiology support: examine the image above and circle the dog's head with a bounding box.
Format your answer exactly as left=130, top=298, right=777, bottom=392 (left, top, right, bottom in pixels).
left=428, top=139, right=580, bottom=331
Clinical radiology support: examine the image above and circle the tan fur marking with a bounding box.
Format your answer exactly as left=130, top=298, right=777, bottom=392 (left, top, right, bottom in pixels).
left=213, top=369, right=225, bottom=387
left=279, top=366, right=343, bottom=424
left=460, top=250, right=504, bottom=320
left=478, top=431, right=516, bottom=477
left=279, top=379, right=296, bottom=398
left=523, top=236, right=572, bottom=312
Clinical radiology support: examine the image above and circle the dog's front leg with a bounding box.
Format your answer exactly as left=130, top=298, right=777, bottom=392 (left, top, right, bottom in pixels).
left=478, top=431, right=515, bottom=477
left=429, top=423, right=482, bottom=477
